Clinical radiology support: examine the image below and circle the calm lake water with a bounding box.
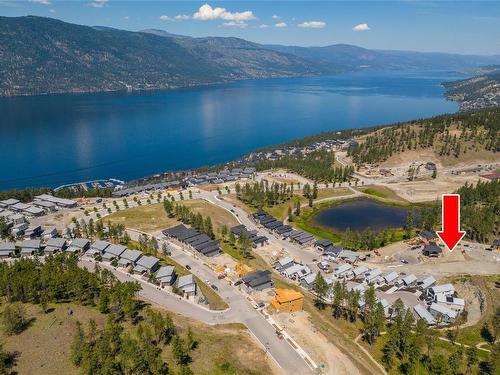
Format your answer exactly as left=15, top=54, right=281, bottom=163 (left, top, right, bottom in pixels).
left=313, top=198, right=411, bottom=232
left=0, top=70, right=461, bottom=190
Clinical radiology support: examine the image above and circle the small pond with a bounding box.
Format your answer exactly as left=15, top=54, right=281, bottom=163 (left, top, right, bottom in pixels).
left=312, top=198, right=414, bottom=233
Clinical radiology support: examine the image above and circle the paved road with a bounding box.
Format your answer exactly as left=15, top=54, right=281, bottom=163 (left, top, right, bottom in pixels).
left=122, top=230, right=314, bottom=375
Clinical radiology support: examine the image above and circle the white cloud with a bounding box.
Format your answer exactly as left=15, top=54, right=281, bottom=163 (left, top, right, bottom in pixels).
left=353, top=23, right=370, bottom=31
left=272, top=15, right=280, bottom=19
left=192, top=3, right=255, bottom=22
left=89, top=0, right=107, bottom=8
left=123, top=15, right=129, bottom=20
left=298, top=21, right=326, bottom=29
left=222, top=21, right=248, bottom=29
left=275, top=22, right=287, bottom=28
left=259, top=24, right=269, bottom=29
left=31, top=0, right=51, bottom=4
left=49, top=8, right=55, bottom=13
left=175, top=14, right=190, bottom=20
left=159, top=15, right=173, bottom=21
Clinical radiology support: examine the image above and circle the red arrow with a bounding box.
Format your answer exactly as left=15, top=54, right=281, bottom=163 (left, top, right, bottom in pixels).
left=436, top=194, right=466, bottom=252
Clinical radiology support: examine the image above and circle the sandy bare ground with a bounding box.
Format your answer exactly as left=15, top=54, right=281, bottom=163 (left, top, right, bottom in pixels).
left=363, top=241, right=500, bottom=281
left=274, top=311, right=362, bottom=375
left=382, top=173, right=482, bottom=202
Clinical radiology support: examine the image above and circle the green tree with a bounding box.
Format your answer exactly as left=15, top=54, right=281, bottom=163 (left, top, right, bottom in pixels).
left=313, top=273, right=329, bottom=308
left=2, top=303, right=28, bottom=335
left=70, top=321, right=85, bottom=366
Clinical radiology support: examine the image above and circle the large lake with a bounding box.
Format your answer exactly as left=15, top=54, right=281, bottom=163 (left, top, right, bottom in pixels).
left=0, top=70, right=461, bottom=190
left=312, top=198, right=411, bottom=233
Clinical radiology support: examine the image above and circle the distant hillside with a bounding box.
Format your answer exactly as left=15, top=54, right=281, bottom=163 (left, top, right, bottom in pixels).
left=443, top=67, right=500, bottom=111
left=265, top=44, right=500, bottom=72
left=0, top=16, right=317, bottom=96
left=347, top=108, right=500, bottom=166
left=2, top=16, right=500, bottom=97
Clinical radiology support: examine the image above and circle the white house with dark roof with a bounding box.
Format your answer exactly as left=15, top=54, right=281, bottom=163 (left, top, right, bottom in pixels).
left=156, top=266, right=176, bottom=287
left=300, top=273, right=317, bottom=290
left=117, top=249, right=142, bottom=267
left=133, top=256, right=160, bottom=274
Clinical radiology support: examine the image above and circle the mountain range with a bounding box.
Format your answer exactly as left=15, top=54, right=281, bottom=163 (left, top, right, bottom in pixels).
left=1, top=15, right=500, bottom=97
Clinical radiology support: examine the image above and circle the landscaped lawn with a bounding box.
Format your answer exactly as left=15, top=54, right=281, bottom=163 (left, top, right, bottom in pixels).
left=106, top=199, right=238, bottom=233
left=355, top=185, right=407, bottom=202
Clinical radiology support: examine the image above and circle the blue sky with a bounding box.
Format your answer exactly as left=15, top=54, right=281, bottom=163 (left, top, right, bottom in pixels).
left=1, top=1, right=499, bottom=55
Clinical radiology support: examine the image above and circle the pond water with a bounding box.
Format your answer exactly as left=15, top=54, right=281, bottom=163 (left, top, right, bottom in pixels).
left=312, top=198, right=412, bottom=233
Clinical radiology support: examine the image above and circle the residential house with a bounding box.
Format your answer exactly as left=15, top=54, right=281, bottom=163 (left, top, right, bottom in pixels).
left=435, top=294, right=465, bottom=312
left=423, top=242, right=442, bottom=257
left=44, top=238, right=67, bottom=253
left=365, top=269, right=383, bottom=284
left=0, top=242, right=15, bottom=258
left=176, top=274, right=197, bottom=297
left=429, top=303, right=458, bottom=324
left=414, top=304, right=435, bottom=325
left=241, top=270, right=274, bottom=291
left=334, top=264, right=353, bottom=278
left=273, top=256, right=294, bottom=272
left=133, top=256, right=160, bottom=274
left=117, top=249, right=142, bottom=267
left=156, top=266, right=177, bottom=287
left=20, top=239, right=41, bottom=256
left=427, top=284, right=455, bottom=300
left=400, top=274, right=418, bottom=288
left=351, top=266, right=369, bottom=280
left=271, top=289, right=304, bottom=313
left=417, top=276, right=436, bottom=291
left=102, top=244, right=127, bottom=261
left=315, top=239, right=332, bottom=252
left=382, top=271, right=399, bottom=285
left=87, top=240, right=111, bottom=257
left=300, top=273, right=317, bottom=290
left=42, top=227, right=58, bottom=239
left=67, top=238, right=90, bottom=253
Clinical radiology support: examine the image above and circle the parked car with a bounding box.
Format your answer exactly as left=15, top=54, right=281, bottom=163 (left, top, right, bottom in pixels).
left=254, top=302, right=265, bottom=309
left=211, top=284, right=218, bottom=291
left=185, top=264, right=191, bottom=270
left=234, top=280, right=243, bottom=286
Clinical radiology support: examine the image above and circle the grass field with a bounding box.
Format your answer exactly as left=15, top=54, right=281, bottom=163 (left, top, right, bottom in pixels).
left=355, top=185, right=407, bottom=203
left=1, top=303, right=274, bottom=375
left=106, top=199, right=238, bottom=233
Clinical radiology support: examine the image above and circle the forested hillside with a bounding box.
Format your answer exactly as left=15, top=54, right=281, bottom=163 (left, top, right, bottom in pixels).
left=348, top=108, right=500, bottom=165
left=458, top=180, right=499, bottom=243
left=254, top=150, right=354, bottom=182
left=0, top=16, right=316, bottom=96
